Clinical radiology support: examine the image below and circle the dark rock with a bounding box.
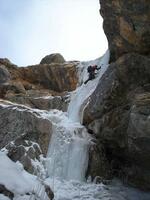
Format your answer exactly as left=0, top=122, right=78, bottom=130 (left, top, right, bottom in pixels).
left=44, top=184, right=54, bottom=199
left=0, top=58, right=14, bottom=66
left=4, top=137, right=43, bottom=174
left=0, top=184, right=14, bottom=199
left=126, top=93, right=150, bottom=189
left=86, top=143, right=112, bottom=181
left=83, top=53, right=150, bottom=123
left=0, top=65, right=10, bottom=84
left=99, top=0, right=150, bottom=62
left=83, top=53, right=150, bottom=190
left=40, top=53, right=65, bottom=64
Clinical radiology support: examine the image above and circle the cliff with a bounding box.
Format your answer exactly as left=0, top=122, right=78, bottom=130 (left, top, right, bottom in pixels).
left=100, top=0, right=150, bottom=62
left=83, top=0, right=150, bottom=190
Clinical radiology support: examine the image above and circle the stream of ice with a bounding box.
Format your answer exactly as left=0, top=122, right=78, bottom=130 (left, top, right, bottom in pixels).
left=45, top=51, right=150, bottom=200
left=46, top=50, right=110, bottom=182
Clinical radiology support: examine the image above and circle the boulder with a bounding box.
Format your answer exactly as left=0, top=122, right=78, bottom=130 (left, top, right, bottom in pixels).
left=40, top=53, right=65, bottom=64
left=4, top=138, right=43, bottom=174
left=100, top=0, right=150, bottom=61
left=0, top=100, right=52, bottom=155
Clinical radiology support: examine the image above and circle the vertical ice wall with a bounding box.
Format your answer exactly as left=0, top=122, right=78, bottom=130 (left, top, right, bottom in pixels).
left=68, top=50, right=110, bottom=123
left=46, top=50, right=110, bottom=182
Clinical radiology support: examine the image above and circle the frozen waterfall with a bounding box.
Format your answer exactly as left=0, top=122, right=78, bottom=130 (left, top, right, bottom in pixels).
left=46, top=50, right=110, bottom=182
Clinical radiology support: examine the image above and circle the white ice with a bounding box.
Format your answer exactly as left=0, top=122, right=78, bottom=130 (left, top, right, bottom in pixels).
left=0, top=152, right=36, bottom=195
left=45, top=178, right=150, bottom=200
left=68, top=50, right=110, bottom=123
left=0, top=152, right=49, bottom=200
left=46, top=51, right=110, bottom=182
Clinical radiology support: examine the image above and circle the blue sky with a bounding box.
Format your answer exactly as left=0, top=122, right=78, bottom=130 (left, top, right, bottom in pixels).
left=0, top=0, right=108, bottom=66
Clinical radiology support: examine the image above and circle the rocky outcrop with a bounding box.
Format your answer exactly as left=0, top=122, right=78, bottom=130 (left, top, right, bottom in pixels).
left=3, top=138, right=43, bottom=174
left=0, top=65, right=10, bottom=84
left=17, top=62, right=78, bottom=92
left=100, top=0, right=150, bottom=62
left=6, top=91, right=70, bottom=111
left=0, top=100, right=52, bottom=155
left=84, top=53, right=150, bottom=190
left=84, top=1, right=150, bottom=190
left=0, top=57, right=77, bottom=111
left=40, top=53, right=65, bottom=64
left=84, top=53, right=150, bottom=122
left=1, top=60, right=78, bottom=93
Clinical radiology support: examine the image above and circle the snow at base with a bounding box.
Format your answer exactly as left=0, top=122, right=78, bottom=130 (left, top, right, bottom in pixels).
left=0, top=152, right=49, bottom=200
left=44, top=178, right=150, bottom=200
left=0, top=152, right=35, bottom=195
left=0, top=194, right=10, bottom=200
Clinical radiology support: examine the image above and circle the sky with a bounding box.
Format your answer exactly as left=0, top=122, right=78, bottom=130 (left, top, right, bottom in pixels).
left=0, top=0, right=108, bottom=66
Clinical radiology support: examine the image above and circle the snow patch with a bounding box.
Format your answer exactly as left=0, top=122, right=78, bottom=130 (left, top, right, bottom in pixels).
left=0, top=152, right=36, bottom=195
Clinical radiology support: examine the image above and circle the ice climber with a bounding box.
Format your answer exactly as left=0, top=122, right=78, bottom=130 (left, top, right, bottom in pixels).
left=84, top=65, right=101, bottom=84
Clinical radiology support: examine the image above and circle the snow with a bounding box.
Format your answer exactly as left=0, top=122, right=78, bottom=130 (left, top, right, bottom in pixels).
left=68, top=50, right=110, bottom=123
left=34, top=96, right=54, bottom=100
left=0, top=194, right=10, bottom=200
left=45, top=178, right=150, bottom=200
left=0, top=152, right=36, bottom=195
left=0, top=152, right=49, bottom=200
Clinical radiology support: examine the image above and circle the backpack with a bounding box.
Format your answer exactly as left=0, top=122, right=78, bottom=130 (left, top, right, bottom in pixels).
left=87, top=65, right=93, bottom=73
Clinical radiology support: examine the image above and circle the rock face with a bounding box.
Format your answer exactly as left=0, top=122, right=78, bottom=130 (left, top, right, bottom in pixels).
left=3, top=60, right=78, bottom=93
left=6, top=92, right=70, bottom=111
left=84, top=0, right=150, bottom=190
left=0, top=100, right=52, bottom=155
left=0, top=65, right=10, bottom=84
left=40, top=53, right=65, bottom=64
left=0, top=57, right=78, bottom=111
left=4, top=138, right=43, bottom=174
left=100, top=0, right=150, bottom=62
left=84, top=52, right=150, bottom=189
